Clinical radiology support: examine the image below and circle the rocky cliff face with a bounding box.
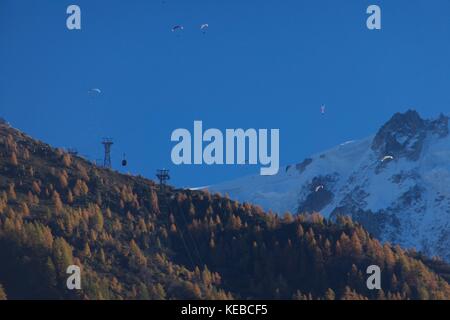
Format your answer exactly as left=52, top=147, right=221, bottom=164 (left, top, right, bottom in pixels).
left=372, top=110, right=448, bottom=161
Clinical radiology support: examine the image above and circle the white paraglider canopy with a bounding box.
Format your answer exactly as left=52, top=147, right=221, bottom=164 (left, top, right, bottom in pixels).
left=89, top=88, right=102, bottom=94
left=381, top=155, right=394, bottom=162
left=200, top=24, right=209, bottom=33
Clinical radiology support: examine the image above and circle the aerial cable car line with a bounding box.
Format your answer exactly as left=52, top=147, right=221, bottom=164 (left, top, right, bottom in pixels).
left=155, top=169, right=197, bottom=268
left=175, top=202, right=205, bottom=269
left=156, top=170, right=204, bottom=269
left=176, top=221, right=198, bottom=270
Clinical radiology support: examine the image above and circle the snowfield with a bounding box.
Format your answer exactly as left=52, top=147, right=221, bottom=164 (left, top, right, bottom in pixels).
left=206, top=111, right=450, bottom=261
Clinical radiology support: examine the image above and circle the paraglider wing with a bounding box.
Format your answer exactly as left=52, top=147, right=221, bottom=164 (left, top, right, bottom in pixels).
left=172, top=25, right=184, bottom=32
left=89, top=88, right=102, bottom=94
left=200, top=24, right=209, bottom=32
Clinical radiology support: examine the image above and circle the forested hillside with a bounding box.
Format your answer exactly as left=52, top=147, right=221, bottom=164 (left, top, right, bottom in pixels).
left=0, top=123, right=449, bottom=300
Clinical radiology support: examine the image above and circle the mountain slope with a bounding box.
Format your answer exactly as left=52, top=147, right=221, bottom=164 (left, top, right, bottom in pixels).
left=209, top=111, right=450, bottom=262
left=0, top=120, right=450, bottom=300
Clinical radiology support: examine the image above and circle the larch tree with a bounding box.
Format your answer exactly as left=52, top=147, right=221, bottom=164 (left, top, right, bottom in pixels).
left=52, top=237, right=74, bottom=277
left=10, top=151, right=18, bottom=166
left=325, top=288, right=336, bottom=300
left=0, top=284, right=7, bottom=300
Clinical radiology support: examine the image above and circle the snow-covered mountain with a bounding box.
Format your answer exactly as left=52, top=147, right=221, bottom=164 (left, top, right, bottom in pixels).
left=207, top=110, right=450, bottom=261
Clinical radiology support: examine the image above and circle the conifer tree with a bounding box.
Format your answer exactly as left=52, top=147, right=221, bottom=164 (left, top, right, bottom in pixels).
left=0, top=284, right=7, bottom=300
left=8, top=183, right=16, bottom=200
left=62, top=154, right=72, bottom=167
left=10, top=152, right=18, bottom=166
left=325, top=288, right=335, bottom=300
left=52, top=237, right=74, bottom=276
left=53, top=191, right=63, bottom=212
left=32, top=181, right=41, bottom=194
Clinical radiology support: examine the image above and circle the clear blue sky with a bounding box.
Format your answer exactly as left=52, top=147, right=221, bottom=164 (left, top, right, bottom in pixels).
left=1, top=0, right=450, bottom=187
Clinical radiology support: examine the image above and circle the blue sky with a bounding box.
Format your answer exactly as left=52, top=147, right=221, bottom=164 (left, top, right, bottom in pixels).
left=1, top=0, right=450, bottom=187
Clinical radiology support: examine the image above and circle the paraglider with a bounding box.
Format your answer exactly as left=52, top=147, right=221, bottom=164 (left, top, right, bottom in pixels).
left=89, top=88, right=101, bottom=95
left=172, top=25, right=184, bottom=33
left=320, top=105, right=326, bottom=115
left=381, top=155, right=394, bottom=162
left=315, top=185, right=324, bottom=192
left=200, top=23, right=209, bottom=34
left=171, top=25, right=184, bottom=38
